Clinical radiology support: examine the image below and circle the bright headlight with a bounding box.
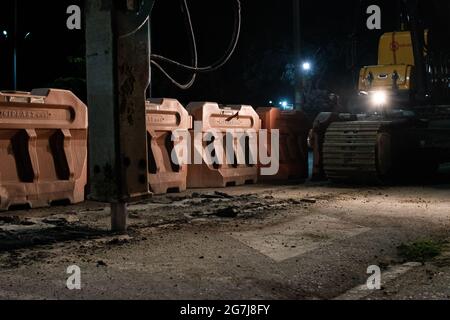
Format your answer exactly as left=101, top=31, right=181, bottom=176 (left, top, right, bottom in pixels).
left=371, top=91, right=387, bottom=106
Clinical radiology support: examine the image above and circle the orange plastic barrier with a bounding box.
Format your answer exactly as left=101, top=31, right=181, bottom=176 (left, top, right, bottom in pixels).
left=0, top=89, right=88, bottom=210
left=257, top=107, right=311, bottom=181
left=146, top=98, right=192, bottom=194
left=186, top=102, right=261, bottom=188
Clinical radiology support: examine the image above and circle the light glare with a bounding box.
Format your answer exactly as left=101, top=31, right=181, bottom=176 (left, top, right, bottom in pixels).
left=371, top=91, right=387, bottom=106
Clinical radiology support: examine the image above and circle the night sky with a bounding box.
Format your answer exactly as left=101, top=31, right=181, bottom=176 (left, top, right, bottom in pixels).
left=0, top=0, right=448, bottom=113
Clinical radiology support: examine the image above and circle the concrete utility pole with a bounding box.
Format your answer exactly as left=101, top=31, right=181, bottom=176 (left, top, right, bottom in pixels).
left=85, top=0, right=154, bottom=232
left=293, top=0, right=302, bottom=110
left=13, top=0, right=18, bottom=90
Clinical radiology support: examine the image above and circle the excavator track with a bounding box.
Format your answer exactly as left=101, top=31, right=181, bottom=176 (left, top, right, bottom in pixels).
left=323, top=121, right=391, bottom=183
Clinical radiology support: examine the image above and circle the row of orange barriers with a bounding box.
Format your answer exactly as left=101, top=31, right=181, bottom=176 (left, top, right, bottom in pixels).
left=0, top=89, right=311, bottom=210
left=0, top=89, right=88, bottom=210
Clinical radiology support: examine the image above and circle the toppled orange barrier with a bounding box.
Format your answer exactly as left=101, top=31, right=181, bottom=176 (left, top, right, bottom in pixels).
left=146, top=98, right=192, bottom=194
left=257, top=107, right=311, bottom=181
left=0, top=89, right=88, bottom=210
left=186, top=103, right=261, bottom=188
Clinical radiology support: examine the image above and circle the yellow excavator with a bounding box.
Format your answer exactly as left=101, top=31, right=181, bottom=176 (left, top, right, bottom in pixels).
left=312, top=0, right=450, bottom=183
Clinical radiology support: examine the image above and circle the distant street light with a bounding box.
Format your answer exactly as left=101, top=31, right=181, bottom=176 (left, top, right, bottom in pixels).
left=2, top=30, right=7, bottom=38
left=302, top=61, right=312, bottom=72
left=279, top=100, right=294, bottom=110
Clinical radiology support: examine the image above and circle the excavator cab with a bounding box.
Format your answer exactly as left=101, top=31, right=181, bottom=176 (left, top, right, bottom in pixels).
left=358, top=31, right=428, bottom=110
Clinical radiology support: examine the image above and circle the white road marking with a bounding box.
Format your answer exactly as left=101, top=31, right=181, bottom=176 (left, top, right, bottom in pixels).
left=231, top=215, right=370, bottom=262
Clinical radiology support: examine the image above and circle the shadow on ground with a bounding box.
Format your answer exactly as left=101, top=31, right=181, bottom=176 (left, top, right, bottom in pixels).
left=0, top=217, right=111, bottom=252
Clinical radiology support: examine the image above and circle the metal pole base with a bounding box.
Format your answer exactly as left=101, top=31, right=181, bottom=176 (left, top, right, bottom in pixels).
left=111, top=202, right=128, bottom=233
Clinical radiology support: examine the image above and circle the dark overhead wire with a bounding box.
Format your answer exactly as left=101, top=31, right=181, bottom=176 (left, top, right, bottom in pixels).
left=151, top=0, right=198, bottom=89
left=151, top=0, right=242, bottom=74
